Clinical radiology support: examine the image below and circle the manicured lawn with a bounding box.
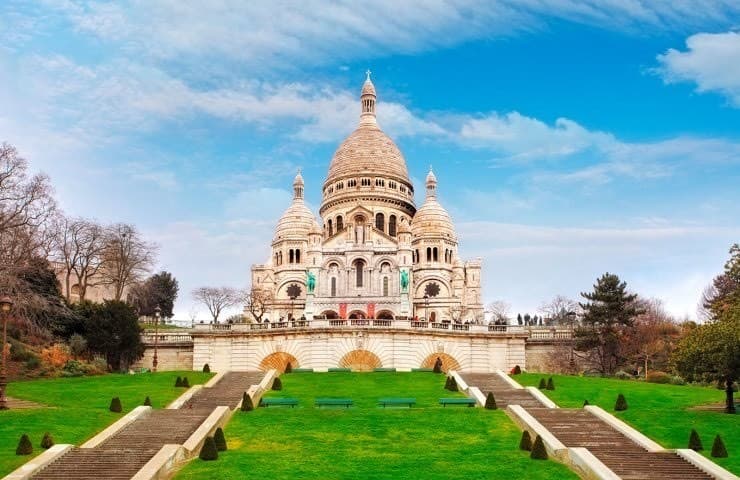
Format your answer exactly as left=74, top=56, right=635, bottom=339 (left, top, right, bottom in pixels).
left=516, top=373, right=740, bottom=474
left=0, top=371, right=212, bottom=476
left=177, top=372, right=578, bottom=480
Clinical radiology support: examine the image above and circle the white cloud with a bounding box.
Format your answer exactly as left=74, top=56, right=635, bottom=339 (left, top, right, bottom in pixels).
left=656, top=31, right=740, bottom=106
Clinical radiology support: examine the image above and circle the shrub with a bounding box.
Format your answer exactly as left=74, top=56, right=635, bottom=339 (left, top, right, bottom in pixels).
left=285, top=362, right=293, bottom=373
left=669, top=375, right=686, bottom=386
left=25, top=356, right=41, bottom=370
left=272, top=377, right=282, bottom=391
left=538, top=378, right=546, bottom=389
left=109, top=397, right=122, bottom=413
left=614, top=370, right=632, bottom=380
left=711, top=435, right=728, bottom=458
left=69, top=334, right=88, bottom=358
left=16, top=434, right=33, bottom=455
left=61, top=360, right=88, bottom=377
left=9, top=339, right=35, bottom=362
left=485, top=392, right=497, bottom=410
left=688, top=429, right=703, bottom=451
left=530, top=435, right=548, bottom=460
left=583, top=399, right=590, bottom=407
left=241, top=392, right=254, bottom=412
left=199, top=436, right=218, bottom=461
left=519, top=431, right=532, bottom=451
left=446, top=376, right=458, bottom=392
left=182, top=377, right=190, bottom=388
left=202, top=363, right=211, bottom=373
left=175, top=376, right=183, bottom=387
left=546, top=377, right=555, bottom=390
left=513, top=365, right=522, bottom=375
left=614, top=394, right=628, bottom=411
left=40, top=344, right=71, bottom=369
left=143, top=396, right=152, bottom=406
left=40, top=432, right=54, bottom=449
left=214, top=427, right=227, bottom=451
left=646, top=371, right=671, bottom=384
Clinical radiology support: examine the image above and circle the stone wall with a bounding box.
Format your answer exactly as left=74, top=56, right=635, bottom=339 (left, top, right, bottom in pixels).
left=133, top=344, right=193, bottom=371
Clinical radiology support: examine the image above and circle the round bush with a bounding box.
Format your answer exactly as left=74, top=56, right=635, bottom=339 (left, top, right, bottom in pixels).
left=669, top=375, right=686, bottom=385
left=109, top=397, right=122, bottom=413
left=614, top=370, right=632, bottom=380
left=16, top=434, right=33, bottom=455
left=646, top=371, right=671, bottom=384
left=40, top=432, right=54, bottom=449
left=199, top=436, right=218, bottom=461
left=214, top=427, right=227, bottom=451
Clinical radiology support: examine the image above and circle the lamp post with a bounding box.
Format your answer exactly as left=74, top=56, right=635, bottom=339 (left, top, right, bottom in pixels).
left=0, top=296, right=13, bottom=410
left=566, top=311, right=577, bottom=371
left=152, top=306, right=161, bottom=373
left=424, top=295, right=429, bottom=322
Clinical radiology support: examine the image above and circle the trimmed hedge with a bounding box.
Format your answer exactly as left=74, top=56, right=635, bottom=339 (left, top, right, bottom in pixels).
left=40, top=432, right=54, bottom=449
left=688, top=429, right=703, bottom=451
left=583, top=399, right=589, bottom=407
left=530, top=435, right=548, bottom=460
left=214, top=427, right=227, bottom=451
left=546, top=377, right=555, bottom=391
left=285, top=362, right=293, bottom=373
left=614, top=393, right=628, bottom=411
left=16, top=434, right=33, bottom=455
left=272, top=377, right=283, bottom=391
left=109, top=397, right=122, bottom=413
left=241, top=392, right=254, bottom=412
left=199, top=436, right=218, bottom=461
left=513, top=365, right=522, bottom=375
left=175, top=376, right=183, bottom=387
left=143, top=396, right=152, bottom=406
left=203, top=363, right=211, bottom=373
left=519, top=431, right=532, bottom=451
left=182, top=377, right=190, bottom=388
left=445, top=376, right=458, bottom=392
left=538, top=378, right=547, bottom=389
left=711, top=435, right=728, bottom=458
left=646, top=371, right=671, bottom=384
left=485, top=392, right=497, bottom=410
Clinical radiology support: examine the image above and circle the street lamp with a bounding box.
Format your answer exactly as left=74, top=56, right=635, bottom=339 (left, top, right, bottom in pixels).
left=424, top=295, right=430, bottom=322
left=152, top=306, right=161, bottom=373
left=566, top=311, right=577, bottom=371
left=0, top=295, right=14, bottom=410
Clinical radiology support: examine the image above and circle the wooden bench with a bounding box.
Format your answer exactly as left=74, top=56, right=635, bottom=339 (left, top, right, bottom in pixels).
left=373, top=368, right=396, bottom=372
left=378, top=397, right=416, bottom=408
left=411, top=368, right=434, bottom=372
left=291, top=368, right=314, bottom=373
left=439, top=398, right=476, bottom=407
left=328, top=368, right=352, bottom=372
left=315, top=398, right=353, bottom=408
left=260, top=397, right=299, bottom=408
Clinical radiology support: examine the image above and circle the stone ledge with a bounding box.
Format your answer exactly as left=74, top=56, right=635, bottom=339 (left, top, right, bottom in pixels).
left=203, top=371, right=227, bottom=388
left=525, top=386, right=559, bottom=408
left=584, top=405, right=664, bottom=452
left=675, top=449, right=740, bottom=480
left=506, top=405, right=567, bottom=460
left=496, top=370, right=524, bottom=389
left=2, top=444, right=74, bottom=480
left=467, top=386, right=486, bottom=406
left=81, top=406, right=151, bottom=449
left=182, top=406, right=230, bottom=454
left=130, top=444, right=185, bottom=480
left=449, top=370, right=469, bottom=392
left=166, top=385, right=203, bottom=409
left=568, top=447, right=621, bottom=480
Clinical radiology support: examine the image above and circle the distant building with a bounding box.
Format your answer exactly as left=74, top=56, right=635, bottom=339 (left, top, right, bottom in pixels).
left=51, top=261, right=128, bottom=304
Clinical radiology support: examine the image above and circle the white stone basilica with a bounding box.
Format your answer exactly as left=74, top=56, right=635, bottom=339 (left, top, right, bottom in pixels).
left=250, top=75, right=483, bottom=323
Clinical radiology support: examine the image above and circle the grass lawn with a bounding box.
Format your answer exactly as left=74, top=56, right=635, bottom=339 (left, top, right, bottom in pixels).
left=516, top=373, right=740, bottom=474
left=177, top=372, right=578, bottom=480
left=0, top=371, right=212, bottom=476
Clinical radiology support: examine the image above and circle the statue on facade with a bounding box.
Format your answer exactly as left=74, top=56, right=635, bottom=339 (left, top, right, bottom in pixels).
left=400, top=269, right=409, bottom=292
left=306, top=271, right=316, bottom=294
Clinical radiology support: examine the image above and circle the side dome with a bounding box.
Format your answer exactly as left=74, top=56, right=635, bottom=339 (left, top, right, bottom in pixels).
left=411, top=168, right=456, bottom=241
left=273, top=171, right=316, bottom=243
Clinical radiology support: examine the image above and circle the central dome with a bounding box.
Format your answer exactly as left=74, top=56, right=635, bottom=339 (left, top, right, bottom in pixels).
left=324, top=75, right=411, bottom=187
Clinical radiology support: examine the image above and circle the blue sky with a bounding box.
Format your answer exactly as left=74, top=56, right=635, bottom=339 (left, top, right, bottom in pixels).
left=1, top=1, right=739, bottom=320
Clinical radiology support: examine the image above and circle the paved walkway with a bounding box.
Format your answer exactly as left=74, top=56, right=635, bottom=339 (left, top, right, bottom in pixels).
left=462, top=373, right=714, bottom=480
left=30, top=372, right=263, bottom=480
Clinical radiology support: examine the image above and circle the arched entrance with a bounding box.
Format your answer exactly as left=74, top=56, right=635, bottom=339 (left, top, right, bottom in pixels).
left=348, top=310, right=366, bottom=319
left=376, top=310, right=394, bottom=320
left=321, top=310, right=339, bottom=319
left=339, top=350, right=382, bottom=372
left=260, top=352, right=298, bottom=373
left=421, top=352, right=460, bottom=373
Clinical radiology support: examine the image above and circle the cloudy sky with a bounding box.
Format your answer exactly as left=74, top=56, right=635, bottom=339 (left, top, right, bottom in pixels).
left=2, top=1, right=739, bottom=321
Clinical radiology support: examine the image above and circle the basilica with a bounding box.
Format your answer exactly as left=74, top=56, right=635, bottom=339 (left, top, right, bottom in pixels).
left=249, top=75, right=483, bottom=323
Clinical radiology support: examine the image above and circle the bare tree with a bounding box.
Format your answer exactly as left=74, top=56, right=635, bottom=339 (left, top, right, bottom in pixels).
left=487, top=300, right=511, bottom=324
left=102, top=224, right=157, bottom=301
left=192, top=286, right=240, bottom=322
left=52, top=216, right=108, bottom=301
left=244, top=288, right=272, bottom=323
left=447, top=304, right=469, bottom=323
left=538, top=295, right=579, bottom=326
left=622, top=297, right=680, bottom=377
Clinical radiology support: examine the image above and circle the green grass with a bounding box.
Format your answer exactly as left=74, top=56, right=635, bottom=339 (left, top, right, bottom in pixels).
left=0, top=371, right=212, bottom=476
left=177, top=372, right=577, bottom=480
left=516, top=373, right=740, bottom=474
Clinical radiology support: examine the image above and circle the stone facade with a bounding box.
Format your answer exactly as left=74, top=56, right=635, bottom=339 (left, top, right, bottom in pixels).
left=250, top=74, right=483, bottom=323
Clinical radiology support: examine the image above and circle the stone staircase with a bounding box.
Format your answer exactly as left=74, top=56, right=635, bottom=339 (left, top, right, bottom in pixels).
left=463, top=373, right=716, bottom=480
left=30, top=372, right=261, bottom=480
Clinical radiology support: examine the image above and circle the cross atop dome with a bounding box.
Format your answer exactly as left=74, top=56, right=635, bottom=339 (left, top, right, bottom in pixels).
left=366, top=69, right=372, bottom=80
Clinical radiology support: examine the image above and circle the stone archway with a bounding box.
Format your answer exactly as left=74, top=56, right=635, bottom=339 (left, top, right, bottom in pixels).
left=339, top=350, right=382, bottom=372
left=376, top=310, right=394, bottom=320
left=348, top=310, right=366, bottom=319
left=260, top=352, right=298, bottom=372
left=421, top=352, right=460, bottom=373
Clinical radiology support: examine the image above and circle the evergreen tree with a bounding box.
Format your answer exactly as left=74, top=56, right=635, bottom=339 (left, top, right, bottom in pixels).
left=109, top=397, right=122, bottom=413
left=175, top=376, right=183, bottom=387
left=711, top=435, right=728, bottom=458
left=524, top=313, right=531, bottom=326
left=519, top=431, right=532, bottom=451
left=16, top=434, right=32, bottom=455
left=130, top=271, right=179, bottom=318
left=214, top=427, right=227, bottom=451
left=688, top=429, right=703, bottom=451
left=538, top=378, right=547, bottom=389
left=143, top=396, right=152, bottom=406
left=241, top=392, right=254, bottom=412
left=517, top=313, right=523, bottom=326
left=182, top=377, right=190, bottom=388
left=485, top=392, right=497, bottom=410
left=575, top=273, right=640, bottom=374
left=40, top=432, right=54, bottom=449
left=272, top=377, right=282, bottom=391
left=199, top=437, right=218, bottom=461
left=614, top=393, right=628, bottom=411
left=530, top=435, right=548, bottom=459
left=546, top=377, right=555, bottom=390
left=82, top=300, right=144, bottom=371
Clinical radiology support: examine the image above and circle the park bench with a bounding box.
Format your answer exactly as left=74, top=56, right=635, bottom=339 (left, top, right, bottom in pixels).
left=411, top=368, right=434, bottom=372
left=439, top=398, right=476, bottom=407
left=378, top=397, right=416, bottom=408
left=260, top=397, right=299, bottom=408
left=328, top=367, right=352, bottom=372
left=291, top=368, right=314, bottom=373
left=373, top=367, right=396, bottom=372
left=315, top=398, right=353, bottom=408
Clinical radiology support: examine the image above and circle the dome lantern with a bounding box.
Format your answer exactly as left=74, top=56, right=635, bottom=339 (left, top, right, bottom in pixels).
left=293, top=168, right=304, bottom=200
left=425, top=166, right=437, bottom=198
left=360, top=69, right=377, bottom=125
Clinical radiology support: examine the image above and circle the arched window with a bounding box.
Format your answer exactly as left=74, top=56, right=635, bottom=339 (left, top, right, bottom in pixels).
left=389, top=215, right=397, bottom=236
left=289, top=249, right=294, bottom=263
left=354, top=259, right=365, bottom=287
left=328, top=219, right=333, bottom=236
left=274, top=252, right=279, bottom=265
left=426, top=247, right=432, bottom=262
left=415, top=249, right=420, bottom=264
left=433, top=247, right=438, bottom=262
left=336, top=215, right=344, bottom=232
left=383, top=277, right=389, bottom=296
left=278, top=252, right=283, bottom=265
left=331, top=277, right=337, bottom=297
left=375, top=212, right=385, bottom=232
left=295, top=249, right=301, bottom=263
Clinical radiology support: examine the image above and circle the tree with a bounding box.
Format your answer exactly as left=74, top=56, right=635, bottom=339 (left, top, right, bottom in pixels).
left=622, top=298, right=680, bottom=377
left=488, top=300, right=510, bottom=324
left=82, top=300, right=144, bottom=371
left=192, top=286, right=240, bottom=322
left=101, top=224, right=157, bottom=301
left=538, top=295, right=579, bottom=326
left=52, top=217, right=107, bottom=302
left=517, top=313, right=522, bottom=325
left=574, top=273, right=640, bottom=375
left=244, top=288, right=272, bottom=323
left=131, top=271, right=179, bottom=319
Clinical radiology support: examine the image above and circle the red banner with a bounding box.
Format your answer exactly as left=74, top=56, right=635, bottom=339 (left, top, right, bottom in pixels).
left=367, top=303, right=375, bottom=318
left=339, top=303, right=347, bottom=319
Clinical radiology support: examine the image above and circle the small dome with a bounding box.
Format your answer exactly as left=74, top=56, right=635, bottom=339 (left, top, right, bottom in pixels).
left=274, top=200, right=315, bottom=242
left=411, top=169, right=456, bottom=241
left=361, top=78, right=376, bottom=97
left=327, top=126, right=409, bottom=182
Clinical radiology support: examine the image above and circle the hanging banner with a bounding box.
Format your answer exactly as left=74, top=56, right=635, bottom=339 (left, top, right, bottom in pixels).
left=367, top=303, right=376, bottom=318
left=339, top=303, right=347, bottom=319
